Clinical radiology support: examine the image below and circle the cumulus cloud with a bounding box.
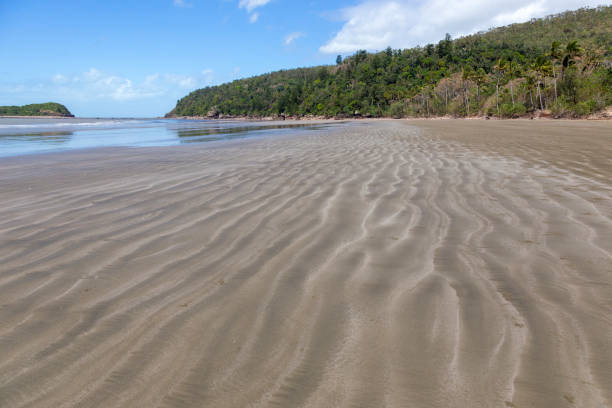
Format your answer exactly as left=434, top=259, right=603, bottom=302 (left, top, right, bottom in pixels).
left=320, top=0, right=604, bottom=54
left=0, top=68, right=215, bottom=105
left=163, top=73, right=198, bottom=89
left=239, top=0, right=270, bottom=22
left=0, top=68, right=218, bottom=116
left=284, top=32, right=305, bottom=46
left=69, top=68, right=159, bottom=100
left=238, top=0, right=271, bottom=12
left=52, top=74, right=68, bottom=84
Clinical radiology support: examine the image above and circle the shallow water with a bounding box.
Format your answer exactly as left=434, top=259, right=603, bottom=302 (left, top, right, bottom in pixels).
left=0, top=118, right=341, bottom=157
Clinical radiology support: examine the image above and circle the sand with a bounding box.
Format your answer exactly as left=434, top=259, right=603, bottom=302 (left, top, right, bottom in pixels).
left=0, top=119, right=611, bottom=408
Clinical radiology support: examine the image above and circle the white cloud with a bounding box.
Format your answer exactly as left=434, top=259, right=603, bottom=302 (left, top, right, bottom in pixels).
left=201, top=69, right=214, bottom=85
left=238, top=0, right=271, bottom=12
left=52, top=74, right=68, bottom=84
left=0, top=68, right=219, bottom=116
left=239, top=0, right=270, bottom=23
left=284, top=32, right=305, bottom=46
left=69, top=68, right=158, bottom=100
left=173, top=0, right=191, bottom=8
left=0, top=69, right=219, bottom=116
left=164, top=73, right=197, bottom=88
left=320, top=0, right=605, bottom=54
left=11, top=68, right=214, bottom=103
left=145, top=73, right=160, bottom=85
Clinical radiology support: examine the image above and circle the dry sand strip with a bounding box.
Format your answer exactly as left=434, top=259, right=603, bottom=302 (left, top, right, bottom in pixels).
left=0, top=119, right=611, bottom=408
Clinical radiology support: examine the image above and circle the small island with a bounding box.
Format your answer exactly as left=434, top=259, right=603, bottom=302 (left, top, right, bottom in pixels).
left=0, top=102, right=74, bottom=117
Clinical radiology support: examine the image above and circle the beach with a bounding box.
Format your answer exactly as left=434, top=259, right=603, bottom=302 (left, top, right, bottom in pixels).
left=0, top=119, right=611, bottom=407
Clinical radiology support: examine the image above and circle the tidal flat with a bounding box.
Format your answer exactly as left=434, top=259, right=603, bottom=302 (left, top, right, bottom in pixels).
left=0, top=119, right=611, bottom=408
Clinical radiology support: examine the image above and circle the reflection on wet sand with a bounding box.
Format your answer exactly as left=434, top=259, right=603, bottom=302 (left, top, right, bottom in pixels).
left=0, top=118, right=346, bottom=156
left=173, top=122, right=340, bottom=143
left=0, top=131, right=74, bottom=145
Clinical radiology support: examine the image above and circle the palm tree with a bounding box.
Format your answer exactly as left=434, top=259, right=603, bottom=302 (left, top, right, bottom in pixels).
left=473, top=68, right=487, bottom=110
left=507, top=61, right=522, bottom=107
left=415, top=86, right=430, bottom=117
left=531, top=56, right=551, bottom=110
left=493, top=58, right=508, bottom=117
left=524, top=74, right=537, bottom=111
left=422, top=85, right=431, bottom=117
left=462, top=66, right=475, bottom=116
left=562, top=40, right=582, bottom=71
left=549, top=41, right=562, bottom=102
left=436, top=78, right=450, bottom=115
left=443, top=80, right=449, bottom=114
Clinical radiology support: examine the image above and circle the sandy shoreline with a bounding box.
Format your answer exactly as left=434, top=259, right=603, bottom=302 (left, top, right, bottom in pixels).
left=1, top=120, right=611, bottom=407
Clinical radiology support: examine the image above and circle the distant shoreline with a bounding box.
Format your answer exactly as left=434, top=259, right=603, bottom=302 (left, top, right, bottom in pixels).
left=0, top=115, right=75, bottom=119
left=2, top=113, right=608, bottom=121
left=169, top=110, right=612, bottom=122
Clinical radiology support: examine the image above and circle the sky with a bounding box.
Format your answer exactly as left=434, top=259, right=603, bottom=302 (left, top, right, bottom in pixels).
left=0, top=0, right=606, bottom=117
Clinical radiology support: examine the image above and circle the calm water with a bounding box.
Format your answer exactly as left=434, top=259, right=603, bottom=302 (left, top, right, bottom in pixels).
left=0, top=118, right=342, bottom=157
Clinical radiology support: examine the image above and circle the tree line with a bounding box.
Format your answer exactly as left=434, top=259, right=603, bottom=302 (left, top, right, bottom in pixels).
left=0, top=102, right=73, bottom=117
left=168, top=6, right=611, bottom=119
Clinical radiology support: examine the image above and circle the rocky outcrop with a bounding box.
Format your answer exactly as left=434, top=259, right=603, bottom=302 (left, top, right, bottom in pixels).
left=206, top=107, right=220, bottom=118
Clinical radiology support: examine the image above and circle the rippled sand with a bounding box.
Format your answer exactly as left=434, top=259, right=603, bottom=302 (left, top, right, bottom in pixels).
left=0, top=120, right=611, bottom=408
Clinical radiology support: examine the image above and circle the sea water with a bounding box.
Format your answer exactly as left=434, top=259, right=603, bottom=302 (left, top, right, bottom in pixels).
left=0, top=118, right=340, bottom=157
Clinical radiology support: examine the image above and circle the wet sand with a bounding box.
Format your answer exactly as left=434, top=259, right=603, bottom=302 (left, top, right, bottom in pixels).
left=0, top=120, right=611, bottom=408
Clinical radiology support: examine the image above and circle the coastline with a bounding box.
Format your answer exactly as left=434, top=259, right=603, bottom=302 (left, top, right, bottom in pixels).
left=168, top=106, right=612, bottom=122
left=0, top=115, right=74, bottom=119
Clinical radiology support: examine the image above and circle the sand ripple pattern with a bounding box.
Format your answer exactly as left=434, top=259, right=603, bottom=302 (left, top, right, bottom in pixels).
left=0, top=120, right=611, bottom=408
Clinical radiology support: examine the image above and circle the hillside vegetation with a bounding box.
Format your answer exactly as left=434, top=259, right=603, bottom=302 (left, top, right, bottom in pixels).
left=0, top=102, right=74, bottom=117
left=168, top=6, right=612, bottom=119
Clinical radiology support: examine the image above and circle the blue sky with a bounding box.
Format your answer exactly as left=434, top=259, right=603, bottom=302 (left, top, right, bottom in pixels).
left=0, top=0, right=604, bottom=117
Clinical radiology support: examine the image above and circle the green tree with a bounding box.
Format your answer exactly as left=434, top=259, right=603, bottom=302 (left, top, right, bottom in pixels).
left=473, top=67, right=487, bottom=108
left=562, top=40, right=582, bottom=71
left=507, top=60, right=522, bottom=107
left=462, top=65, right=475, bottom=116
left=549, top=41, right=562, bottom=102
left=167, top=6, right=612, bottom=120
left=532, top=56, right=551, bottom=110
left=493, top=58, right=508, bottom=116
left=524, top=74, right=537, bottom=110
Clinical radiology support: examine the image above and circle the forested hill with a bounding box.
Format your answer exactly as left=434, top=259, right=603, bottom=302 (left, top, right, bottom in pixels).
left=0, top=102, right=74, bottom=117
left=168, top=6, right=612, bottom=119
